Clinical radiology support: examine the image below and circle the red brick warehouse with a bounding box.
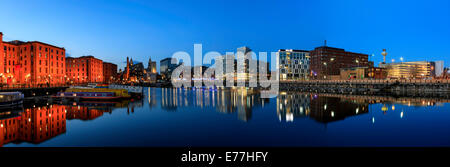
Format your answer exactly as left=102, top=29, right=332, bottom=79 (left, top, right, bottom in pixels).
left=0, top=32, right=66, bottom=87
left=103, top=62, right=117, bottom=83
left=66, top=55, right=103, bottom=84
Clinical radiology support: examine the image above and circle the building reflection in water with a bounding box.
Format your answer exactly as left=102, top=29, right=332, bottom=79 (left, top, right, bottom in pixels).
left=0, top=105, right=66, bottom=147
left=66, top=99, right=144, bottom=120
left=0, top=98, right=144, bottom=147
left=159, top=88, right=269, bottom=122
left=277, top=92, right=369, bottom=123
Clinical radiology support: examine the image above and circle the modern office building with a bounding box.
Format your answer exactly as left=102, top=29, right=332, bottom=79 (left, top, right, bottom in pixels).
left=434, top=61, right=444, bottom=77
left=66, top=55, right=103, bottom=84
left=310, top=45, right=369, bottom=79
left=380, top=61, right=437, bottom=79
left=103, top=62, right=117, bottom=83
left=277, top=49, right=310, bottom=81
left=160, top=57, right=178, bottom=80
left=0, top=32, right=66, bottom=86
left=215, top=47, right=270, bottom=86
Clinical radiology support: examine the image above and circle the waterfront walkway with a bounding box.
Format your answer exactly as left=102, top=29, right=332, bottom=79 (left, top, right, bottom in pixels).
left=280, top=79, right=450, bottom=93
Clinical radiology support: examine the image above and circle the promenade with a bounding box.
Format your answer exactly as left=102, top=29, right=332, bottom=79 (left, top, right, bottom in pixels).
left=280, top=79, right=450, bottom=94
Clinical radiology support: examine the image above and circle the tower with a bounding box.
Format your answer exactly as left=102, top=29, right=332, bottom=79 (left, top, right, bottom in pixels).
left=381, top=49, right=387, bottom=64
left=125, top=57, right=130, bottom=80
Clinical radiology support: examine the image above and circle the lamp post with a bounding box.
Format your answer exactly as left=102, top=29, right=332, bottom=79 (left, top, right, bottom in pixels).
left=25, top=73, right=31, bottom=88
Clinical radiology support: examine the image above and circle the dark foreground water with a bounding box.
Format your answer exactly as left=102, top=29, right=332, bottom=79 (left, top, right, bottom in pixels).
left=2, top=87, right=450, bottom=147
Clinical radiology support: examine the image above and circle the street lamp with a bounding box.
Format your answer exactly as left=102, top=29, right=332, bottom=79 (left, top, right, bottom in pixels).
left=25, top=73, right=31, bottom=88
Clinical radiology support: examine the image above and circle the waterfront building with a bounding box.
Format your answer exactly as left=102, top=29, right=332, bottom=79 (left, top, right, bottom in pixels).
left=66, top=55, right=103, bottom=84
left=434, top=61, right=444, bottom=77
left=277, top=49, right=310, bottom=81
left=160, top=57, right=179, bottom=80
left=379, top=61, right=437, bottom=79
left=0, top=32, right=66, bottom=87
left=214, top=47, right=270, bottom=86
left=310, top=45, right=369, bottom=79
left=339, top=67, right=387, bottom=80
left=145, top=58, right=157, bottom=83
left=129, top=62, right=145, bottom=82
left=103, top=62, right=117, bottom=83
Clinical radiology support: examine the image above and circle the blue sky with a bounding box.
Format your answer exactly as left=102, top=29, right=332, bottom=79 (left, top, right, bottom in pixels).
left=1, top=0, right=449, bottom=71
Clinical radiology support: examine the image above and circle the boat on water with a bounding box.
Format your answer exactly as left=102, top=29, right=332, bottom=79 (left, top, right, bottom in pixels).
left=53, top=87, right=131, bottom=101
left=0, top=92, right=24, bottom=107
left=53, top=91, right=121, bottom=100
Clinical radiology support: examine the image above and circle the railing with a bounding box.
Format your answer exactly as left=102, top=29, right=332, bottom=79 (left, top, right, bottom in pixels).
left=109, top=84, right=143, bottom=93
left=280, top=79, right=450, bottom=84
left=0, top=83, right=84, bottom=90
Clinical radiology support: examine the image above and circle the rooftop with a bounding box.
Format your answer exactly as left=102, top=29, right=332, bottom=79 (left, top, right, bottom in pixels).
left=279, top=49, right=310, bottom=52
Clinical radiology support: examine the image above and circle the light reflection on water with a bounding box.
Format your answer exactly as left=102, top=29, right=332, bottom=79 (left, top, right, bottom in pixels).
left=2, top=87, right=450, bottom=147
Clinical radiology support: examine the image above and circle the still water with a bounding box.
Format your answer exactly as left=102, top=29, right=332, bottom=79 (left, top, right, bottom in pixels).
left=2, top=87, right=450, bottom=147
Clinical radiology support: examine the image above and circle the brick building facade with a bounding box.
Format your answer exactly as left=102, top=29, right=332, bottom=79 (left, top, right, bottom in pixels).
left=103, top=62, right=117, bottom=83
left=310, top=46, right=369, bottom=79
left=66, top=55, right=103, bottom=84
left=0, top=32, right=66, bottom=87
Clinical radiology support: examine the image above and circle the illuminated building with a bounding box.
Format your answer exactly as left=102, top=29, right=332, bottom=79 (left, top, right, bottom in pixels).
left=66, top=55, right=104, bottom=84
left=103, top=62, right=117, bottom=83
left=340, top=67, right=387, bottom=80
left=145, top=58, right=157, bottom=83
left=215, top=47, right=270, bottom=86
left=0, top=32, right=66, bottom=86
left=310, top=44, right=370, bottom=79
left=380, top=61, right=437, bottom=79
left=160, top=57, right=179, bottom=80
left=277, top=49, right=310, bottom=81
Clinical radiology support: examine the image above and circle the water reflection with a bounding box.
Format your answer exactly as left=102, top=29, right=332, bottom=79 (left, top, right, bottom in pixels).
left=157, top=88, right=269, bottom=121
left=0, top=105, right=66, bottom=147
left=0, top=99, right=142, bottom=147
left=2, top=88, right=450, bottom=147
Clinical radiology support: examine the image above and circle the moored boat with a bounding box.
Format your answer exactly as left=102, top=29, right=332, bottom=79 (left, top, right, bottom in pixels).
left=53, top=87, right=131, bottom=101
left=0, top=92, right=24, bottom=107
left=53, top=92, right=121, bottom=100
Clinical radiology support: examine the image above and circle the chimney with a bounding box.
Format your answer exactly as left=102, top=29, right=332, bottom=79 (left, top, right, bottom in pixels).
left=324, top=40, right=327, bottom=47
left=0, top=32, right=3, bottom=43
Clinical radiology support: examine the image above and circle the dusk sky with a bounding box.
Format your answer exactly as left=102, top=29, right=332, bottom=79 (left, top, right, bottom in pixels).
left=1, top=0, right=449, bottom=71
